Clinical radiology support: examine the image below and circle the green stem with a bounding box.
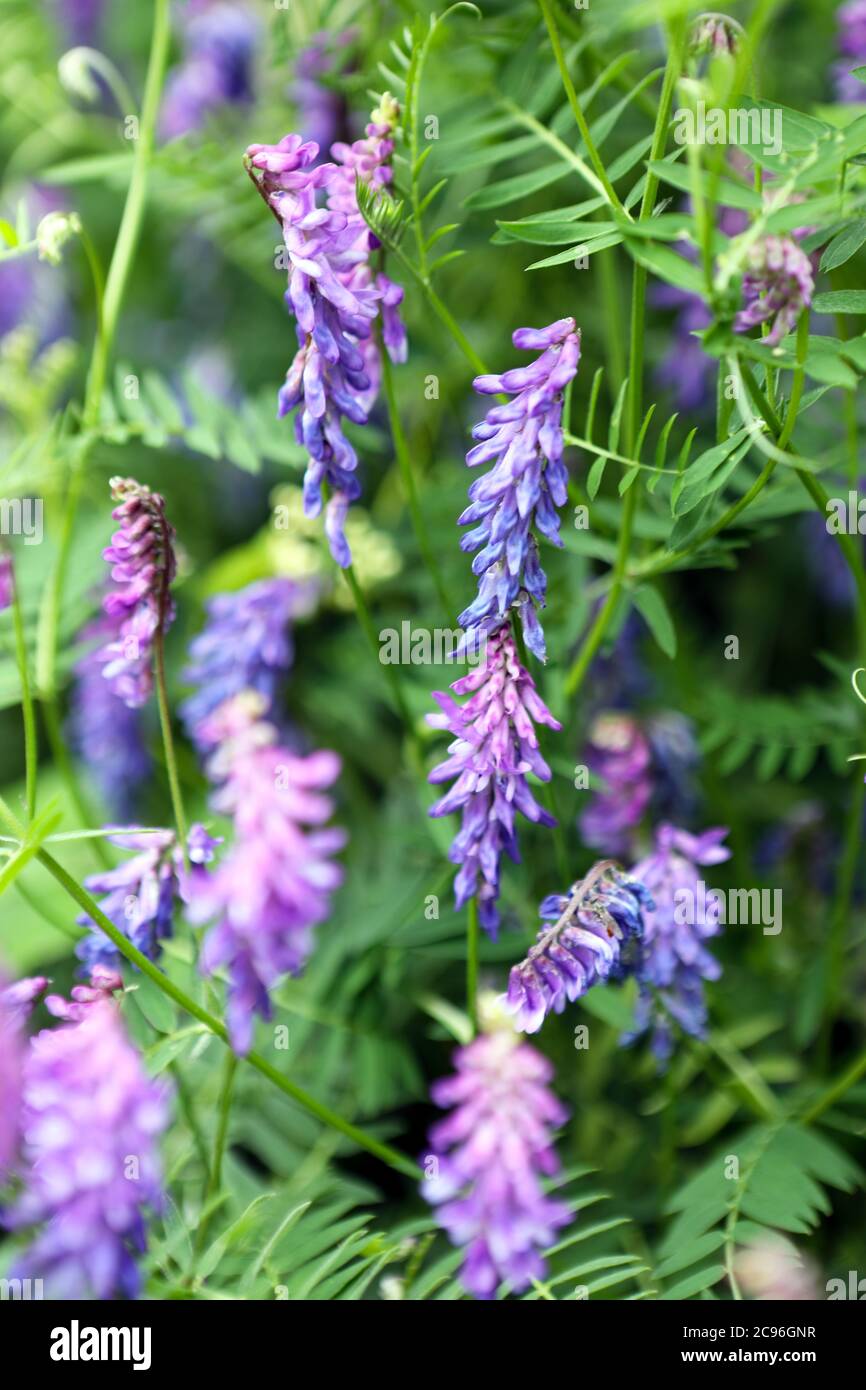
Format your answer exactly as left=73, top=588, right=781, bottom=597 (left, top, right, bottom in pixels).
left=10, top=562, right=38, bottom=821
left=536, top=0, right=625, bottom=214
left=153, top=630, right=189, bottom=866
left=801, top=1044, right=866, bottom=1124
left=562, top=27, right=683, bottom=698
left=380, top=347, right=453, bottom=613
left=0, top=799, right=418, bottom=1182
left=193, top=1051, right=238, bottom=1259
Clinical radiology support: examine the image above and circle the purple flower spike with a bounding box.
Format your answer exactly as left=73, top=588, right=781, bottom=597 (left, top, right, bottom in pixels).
left=8, top=984, right=168, bottom=1299
left=181, top=576, right=317, bottom=751
left=187, top=692, right=345, bottom=1055
left=422, top=999, right=570, bottom=1300
left=98, top=478, right=178, bottom=709
left=734, top=236, right=814, bottom=347
left=504, top=861, right=654, bottom=1034
left=427, top=623, right=562, bottom=938
left=160, top=0, right=260, bottom=141
left=623, top=824, right=730, bottom=1063
left=835, top=1, right=866, bottom=102
left=458, top=318, right=580, bottom=661
left=0, top=550, right=13, bottom=611
left=76, top=826, right=219, bottom=973
left=579, top=712, right=653, bottom=855
left=245, top=96, right=405, bottom=567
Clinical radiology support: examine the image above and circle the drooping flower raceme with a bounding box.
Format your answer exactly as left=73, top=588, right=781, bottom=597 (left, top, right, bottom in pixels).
left=160, top=0, right=260, bottom=141
left=579, top=712, right=653, bottom=856
left=8, top=978, right=168, bottom=1299
left=458, top=319, right=580, bottom=662
left=422, top=996, right=570, bottom=1299
left=734, top=235, right=815, bottom=347
left=428, top=624, right=561, bottom=938
left=69, top=609, right=151, bottom=821
left=187, top=692, right=345, bottom=1055
left=76, top=826, right=219, bottom=974
left=181, top=576, right=317, bottom=751
left=98, top=477, right=178, bottom=709
left=834, top=1, right=866, bottom=103
left=504, top=861, right=654, bottom=1034
left=623, top=824, right=730, bottom=1062
left=245, top=96, right=405, bottom=568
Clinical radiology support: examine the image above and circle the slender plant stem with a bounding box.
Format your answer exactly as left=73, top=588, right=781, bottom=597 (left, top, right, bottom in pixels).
left=380, top=347, right=453, bottom=613
left=0, top=796, right=419, bottom=1182
left=193, top=1051, right=238, bottom=1259
left=10, top=563, right=38, bottom=821
left=536, top=0, right=625, bottom=214
left=153, top=631, right=189, bottom=865
left=562, top=27, right=683, bottom=698
left=801, top=1043, right=866, bottom=1123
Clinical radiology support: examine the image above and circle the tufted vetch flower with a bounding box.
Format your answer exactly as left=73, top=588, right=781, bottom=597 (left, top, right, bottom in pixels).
left=504, top=861, right=654, bottom=1034
left=97, top=477, right=178, bottom=709
left=733, top=235, right=814, bottom=347
left=187, top=691, right=345, bottom=1054
left=458, top=318, right=580, bottom=662
left=422, top=995, right=570, bottom=1299
left=7, top=975, right=168, bottom=1299
left=623, top=824, right=730, bottom=1062
left=427, top=623, right=561, bottom=938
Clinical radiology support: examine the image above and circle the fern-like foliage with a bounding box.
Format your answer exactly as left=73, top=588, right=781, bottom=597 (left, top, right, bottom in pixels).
left=656, top=1122, right=861, bottom=1300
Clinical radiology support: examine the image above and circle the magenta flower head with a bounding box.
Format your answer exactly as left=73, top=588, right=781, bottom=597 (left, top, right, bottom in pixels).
left=98, top=477, right=177, bottom=709
left=422, top=994, right=570, bottom=1300
left=0, top=549, right=13, bottom=611
left=427, top=623, right=561, bottom=938
left=579, top=712, right=653, bottom=855
left=245, top=95, right=405, bottom=568
left=187, top=691, right=345, bottom=1054
left=623, top=824, right=730, bottom=1062
left=459, top=318, right=580, bottom=662
left=504, top=860, right=654, bottom=1034
left=7, top=976, right=169, bottom=1299
left=0, top=974, right=48, bottom=1176
left=734, top=236, right=814, bottom=347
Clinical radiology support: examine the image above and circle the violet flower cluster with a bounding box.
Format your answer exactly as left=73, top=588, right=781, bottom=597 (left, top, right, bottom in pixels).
left=505, top=862, right=654, bottom=1034
left=181, top=576, right=317, bottom=751
left=623, top=825, right=730, bottom=1062
left=69, top=609, right=151, bottom=821
left=579, top=712, right=653, bottom=856
left=7, top=973, right=168, bottom=1299
left=834, top=1, right=866, bottom=102
left=187, top=691, right=345, bottom=1055
left=734, top=235, right=815, bottom=347
left=459, top=319, right=580, bottom=662
left=428, top=624, right=561, bottom=938
left=76, top=825, right=219, bottom=974
left=422, top=1000, right=570, bottom=1299
left=97, top=478, right=177, bottom=709
left=161, top=0, right=260, bottom=141
left=579, top=709, right=700, bottom=855
left=245, top=95, right=405, bottom=567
